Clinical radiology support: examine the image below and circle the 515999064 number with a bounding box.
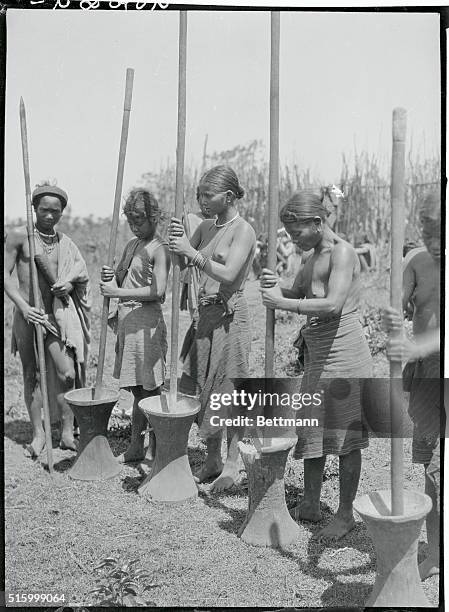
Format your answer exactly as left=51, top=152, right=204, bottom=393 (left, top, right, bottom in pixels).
left=7, top=593, right=66, bottom=605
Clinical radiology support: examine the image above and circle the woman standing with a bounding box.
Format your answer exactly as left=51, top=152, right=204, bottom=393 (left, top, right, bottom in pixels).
left=260, top=190, right=372, bottom=540
left=100, top=189, right=170, bottom=463
left=169, top=166, right=256, bottom=492
left=383, top=191, right=442, bottom=580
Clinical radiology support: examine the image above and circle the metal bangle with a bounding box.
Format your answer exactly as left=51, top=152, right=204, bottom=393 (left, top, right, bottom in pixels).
left=191, top=250, right=207, bottom=271
left=196, top=252, right=208, bottom=271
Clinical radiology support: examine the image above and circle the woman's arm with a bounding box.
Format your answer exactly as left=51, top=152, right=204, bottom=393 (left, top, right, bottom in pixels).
left=200, top=223, right=254, bottom=284
left=259, top=267, right=305, bottom=298
left=100, top=244, right=170, bottom=301
left=383, top=306, right=440, bottom=362
left=261, top=243, right=354, bottom=315
left=170, top=219, right=255, bottom=285
left=402, top=258, right=416, bottom=313
left=189, top=222, right=204, bottom=250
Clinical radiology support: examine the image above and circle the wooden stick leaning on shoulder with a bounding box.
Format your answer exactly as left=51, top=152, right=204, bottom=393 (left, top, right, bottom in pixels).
left=389, top=107, right=407, bottom=515
left=94, top=68, right=134, bottom=399
left=19, top=98, right=54, bottom=474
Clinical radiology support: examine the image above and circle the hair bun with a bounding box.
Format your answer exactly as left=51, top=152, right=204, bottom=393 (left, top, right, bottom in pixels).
left=200, top=165, right=244, bottom=201
left=236, top=186, right=245, bottom=199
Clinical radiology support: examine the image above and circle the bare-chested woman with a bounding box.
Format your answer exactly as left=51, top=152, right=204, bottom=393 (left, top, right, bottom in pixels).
left=4, top=183, right=90, bottom=457
left=260, top=190, right=372, bottom=540
left=169, top=166, right=256, bottom=492
left=383, top=191, right=441, bottom=580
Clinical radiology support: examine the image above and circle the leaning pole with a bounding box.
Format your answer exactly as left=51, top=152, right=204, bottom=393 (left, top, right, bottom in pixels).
left=238, top=12, right=300, bottom=548
left=64, top=69, right=134, bottom=481
left=19, top=99, right=54, bottom=474
left=138, top=11, right=201, bottom=503
left=353, top=108, right=431, bottom=607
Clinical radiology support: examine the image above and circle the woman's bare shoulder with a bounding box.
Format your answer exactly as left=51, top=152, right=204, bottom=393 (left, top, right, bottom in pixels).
left=234, top=217, right=256, bottom=242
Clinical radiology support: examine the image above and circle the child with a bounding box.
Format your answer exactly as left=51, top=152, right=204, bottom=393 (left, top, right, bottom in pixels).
left=100, top=189, right=170, bottom=463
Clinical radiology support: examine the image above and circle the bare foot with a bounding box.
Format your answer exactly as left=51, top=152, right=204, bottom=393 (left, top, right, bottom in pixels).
left=194, top=460, right=223, bottom=484
left=318, top=513, right=356, bottom=541
left=209, top=463, right=240, bottom=492
left=419, top=557, right=439, bottom=580
left=60, top=436, right=79, bottom=451
left=289, top=499, right=322, bottom=523
left=138, top=460, right=153, bottom=476
left=24, top=434, right=46, bottom=459
left=117, top=446, right=145, bottom=464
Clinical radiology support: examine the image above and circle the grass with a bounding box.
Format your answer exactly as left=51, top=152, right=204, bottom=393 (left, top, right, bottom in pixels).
left=3, top=271, right=440, bottom=608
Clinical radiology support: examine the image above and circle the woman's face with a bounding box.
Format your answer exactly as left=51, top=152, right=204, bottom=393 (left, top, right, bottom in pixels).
left=197, top=182, right=228, bottom=217
left=125, top=204, right=155, bottom=239
left=283, top=217, right=322, bottom=251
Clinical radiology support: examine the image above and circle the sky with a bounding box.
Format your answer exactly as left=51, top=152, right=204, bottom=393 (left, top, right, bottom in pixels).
left=4, top=8, right=441, bottom=220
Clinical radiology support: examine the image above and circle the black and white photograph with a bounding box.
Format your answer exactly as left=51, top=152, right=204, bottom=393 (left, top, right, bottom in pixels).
left=3, top=2, right=444, bottom=609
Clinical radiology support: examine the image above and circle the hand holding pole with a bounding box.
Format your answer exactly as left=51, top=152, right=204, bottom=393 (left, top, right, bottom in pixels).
left=19, top=98, right=54, bottom=474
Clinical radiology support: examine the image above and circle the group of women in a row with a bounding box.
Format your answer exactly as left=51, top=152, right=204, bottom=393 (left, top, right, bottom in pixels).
left=100, top=165, right=441, bottom=573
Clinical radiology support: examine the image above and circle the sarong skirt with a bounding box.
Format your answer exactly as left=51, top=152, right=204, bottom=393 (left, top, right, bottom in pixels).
left=294, top=311, right=373, bottom=459
left=180, top=294, right=251, bottom=437
left=113, top=302, right=167, bottom=391
left=408, top=353, right=441, bottom=464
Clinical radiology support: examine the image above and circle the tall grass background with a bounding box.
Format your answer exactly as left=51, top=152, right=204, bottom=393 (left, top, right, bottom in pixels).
left=5, top=139, right=440, bottom=285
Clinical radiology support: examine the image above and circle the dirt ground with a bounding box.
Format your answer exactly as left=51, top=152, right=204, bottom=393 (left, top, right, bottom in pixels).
left=4, top=275, right=440, bottom=608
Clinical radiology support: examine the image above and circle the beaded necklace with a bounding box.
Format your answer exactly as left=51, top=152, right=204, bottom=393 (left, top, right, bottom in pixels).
left=214, top=212, right=239, bottom=228
left=34, top=225, right=58, bottom=255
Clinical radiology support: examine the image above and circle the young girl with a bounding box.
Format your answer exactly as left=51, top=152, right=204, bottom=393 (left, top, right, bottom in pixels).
left=100, top=189, right=170, bottom=463
left=169, top=165, right=256, bottom=492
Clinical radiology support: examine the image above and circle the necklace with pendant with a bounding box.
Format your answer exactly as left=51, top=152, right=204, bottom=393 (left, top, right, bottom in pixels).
left=34, top=226, right=58, bottom=255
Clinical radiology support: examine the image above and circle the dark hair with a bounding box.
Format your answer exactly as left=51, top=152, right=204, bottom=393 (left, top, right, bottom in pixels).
left=419, top=191, right=440, bottom=222
left=124, top=188, right=162, bottom=223
left=199, top=165, right=245, bottom=199
left=32, top=182, right=68, bottom=210
left=280, top=189, right=327, bottom=223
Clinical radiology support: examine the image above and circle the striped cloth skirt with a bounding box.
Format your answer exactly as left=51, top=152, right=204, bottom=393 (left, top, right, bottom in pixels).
left=113, top=301, right=167, bottom=392
left=180, top=293, right=251, bottom=438
left=294, top=311, right=373, bottom=459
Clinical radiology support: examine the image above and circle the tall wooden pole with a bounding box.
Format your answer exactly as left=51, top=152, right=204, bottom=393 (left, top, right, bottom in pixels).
left=169, top=11, right=187, bottom=410
left=95, top=68, right=134, bottom=399
left=265, top=11, right=280, bottom=378
left=19, top=98, right=54, bottom=474
left=390, top=107, right=406, bottom=514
